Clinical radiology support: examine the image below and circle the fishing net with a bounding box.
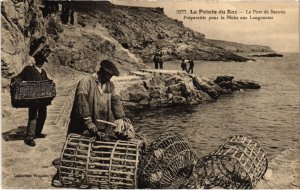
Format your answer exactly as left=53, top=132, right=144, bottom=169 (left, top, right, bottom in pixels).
left=138, top=132, right=198, bottom=188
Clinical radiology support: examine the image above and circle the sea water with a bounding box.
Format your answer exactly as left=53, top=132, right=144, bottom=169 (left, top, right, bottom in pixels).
left=128, top=53, right=300, bottom=159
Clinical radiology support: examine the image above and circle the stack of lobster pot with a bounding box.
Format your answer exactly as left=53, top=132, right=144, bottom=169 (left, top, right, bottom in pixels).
left=138, top=132, right=198, bottom=188
left=182, top=135, right=268, bottom=189
left=58, top=133, right=147, bottom=189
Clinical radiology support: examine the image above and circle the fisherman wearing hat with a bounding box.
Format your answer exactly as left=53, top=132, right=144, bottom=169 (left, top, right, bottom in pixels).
left=67, top=60, right=134, bottom=139
left=13, top=51, right=51, bottom=147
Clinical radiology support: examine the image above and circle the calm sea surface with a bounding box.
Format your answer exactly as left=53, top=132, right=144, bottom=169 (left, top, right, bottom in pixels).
left=128, top=53, right=300, bottom=159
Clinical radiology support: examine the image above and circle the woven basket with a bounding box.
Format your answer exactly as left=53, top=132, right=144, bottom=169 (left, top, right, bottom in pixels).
left=59, top=133, right=144, bottom=189
left=183, top=135, right=268, bottom=189
left=10, top=80, right=56, bottom=108
left=138, top=132, right=198, bottom=188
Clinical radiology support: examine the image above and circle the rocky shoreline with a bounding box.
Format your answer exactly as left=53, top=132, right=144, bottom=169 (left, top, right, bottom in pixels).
left=113, top=69, right=261, bottom=109
left=251, top=53, right=284, bottom=57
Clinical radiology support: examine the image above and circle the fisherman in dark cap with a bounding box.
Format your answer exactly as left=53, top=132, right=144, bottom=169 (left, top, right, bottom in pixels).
left=12, top=51, right=51, bottom=147
left=67, top=60, right=134, bottom=139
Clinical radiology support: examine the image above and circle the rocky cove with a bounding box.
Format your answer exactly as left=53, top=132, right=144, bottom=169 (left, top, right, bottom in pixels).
left=2, top=0, right=298, bottom=189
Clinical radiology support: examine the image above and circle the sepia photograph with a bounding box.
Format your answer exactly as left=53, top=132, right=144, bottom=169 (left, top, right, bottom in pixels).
left=1, top=0, right=299, bottom=189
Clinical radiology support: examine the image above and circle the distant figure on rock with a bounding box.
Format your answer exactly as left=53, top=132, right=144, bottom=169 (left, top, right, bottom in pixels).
left=181, top=59, right=189, bottom=73
left=11, top=52, right=51, bottom=147
left=60, top=2, right=75, bottom=25
left=188, top=60, right=194, bottom=74
left=153, top=51, right=163, bottom=69
left=67, top=60, right=135, bottom=140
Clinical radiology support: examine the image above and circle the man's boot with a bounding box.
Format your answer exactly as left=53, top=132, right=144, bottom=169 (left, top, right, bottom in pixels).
left=24, top=138, right=36, bottom=147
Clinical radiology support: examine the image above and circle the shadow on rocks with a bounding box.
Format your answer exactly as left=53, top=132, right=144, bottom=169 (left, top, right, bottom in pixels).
left=2, top=126, right=27, bottom=141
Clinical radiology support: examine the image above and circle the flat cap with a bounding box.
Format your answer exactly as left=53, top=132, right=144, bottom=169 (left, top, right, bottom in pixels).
left=100, top=60, right=120, bottom=76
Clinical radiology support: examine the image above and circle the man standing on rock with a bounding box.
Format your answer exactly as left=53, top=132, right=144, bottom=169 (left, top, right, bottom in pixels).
left=12, top=52, right=51, bottom=147
left=153, top=51, right=163, bottom=70
left=181, top=59, right=188, bottom=73
left=67, top=60, right=134, bottom=139
left=188, top=60, right=194, bottom=74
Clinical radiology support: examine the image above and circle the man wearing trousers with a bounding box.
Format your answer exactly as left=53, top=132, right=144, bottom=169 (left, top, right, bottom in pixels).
left=14, top=52, right=50, bottom=146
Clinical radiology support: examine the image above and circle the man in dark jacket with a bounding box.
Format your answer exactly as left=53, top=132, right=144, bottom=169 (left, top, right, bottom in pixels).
left=181, top=59, right=188, bottom=72
left=15, top=52, right=50, bottom=147
left=188, top=60, right=194, bottom=74
left=153, top=51, right=163, bottom=70
left=67, top=60, right=134, bottom=139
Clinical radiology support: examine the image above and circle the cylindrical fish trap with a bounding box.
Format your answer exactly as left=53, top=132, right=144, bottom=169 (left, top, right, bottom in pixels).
left=59, top=133, right=143, bottom=189
left=183, top=135, right=268, bottom=189
left=139, top=132, right=198, bottom=188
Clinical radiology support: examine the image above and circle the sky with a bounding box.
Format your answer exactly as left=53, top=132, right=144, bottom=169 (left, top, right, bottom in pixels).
left=113, top=0, right=299, bottom=52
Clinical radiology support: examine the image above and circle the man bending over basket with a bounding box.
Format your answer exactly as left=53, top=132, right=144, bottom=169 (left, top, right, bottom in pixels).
left=67, top=60, right=135, bottom=140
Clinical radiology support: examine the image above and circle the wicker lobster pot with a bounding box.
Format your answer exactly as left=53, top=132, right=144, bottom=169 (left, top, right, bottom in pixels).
left=139, top=132, right=198, bottom=188
left=10, top=80, right=56, bottom=108
left=183, top=135, right=268, bottom=189
left=59, top=133, right=144, bottom=189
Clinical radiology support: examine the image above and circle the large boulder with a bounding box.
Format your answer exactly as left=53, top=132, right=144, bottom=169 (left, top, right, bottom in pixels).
left=214, top=75, right=234, bottom=84
left=193, top=76, right=221, bottom=99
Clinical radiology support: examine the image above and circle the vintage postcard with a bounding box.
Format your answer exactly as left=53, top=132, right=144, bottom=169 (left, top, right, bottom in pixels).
left=1, top=0, right=299, bottom=189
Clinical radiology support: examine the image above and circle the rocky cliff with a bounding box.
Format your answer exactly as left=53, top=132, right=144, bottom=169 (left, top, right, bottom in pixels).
left=67, top=1, right=251, bottom=63
left=1, top=0, right=48, bottom=78
left=1, top=1, right=272, bottom=81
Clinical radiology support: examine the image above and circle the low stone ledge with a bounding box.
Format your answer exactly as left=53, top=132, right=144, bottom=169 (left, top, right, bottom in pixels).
left=113, top=70, right=260, bottom=109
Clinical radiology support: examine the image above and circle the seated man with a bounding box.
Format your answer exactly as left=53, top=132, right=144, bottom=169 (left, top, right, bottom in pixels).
left=67, top=60, right=134, bottom=139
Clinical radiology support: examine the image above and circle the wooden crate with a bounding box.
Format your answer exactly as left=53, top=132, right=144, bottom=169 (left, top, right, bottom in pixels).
left=10, top=80, right=56, bottom=108
left=183, top=135, right=268, bottom=189
left=59, top=133, right=143, bottom=189
left=138, top=132, right=198, bottom=188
